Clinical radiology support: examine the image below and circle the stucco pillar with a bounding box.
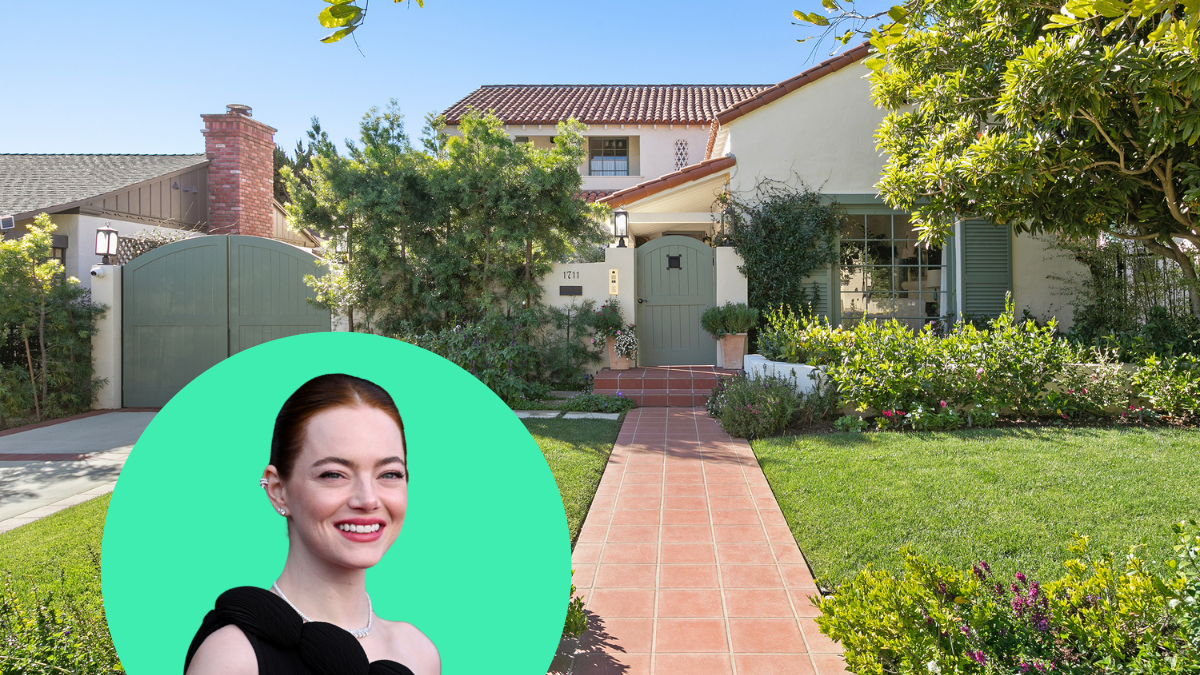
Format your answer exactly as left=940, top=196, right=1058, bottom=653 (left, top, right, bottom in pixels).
left=714, top=247, right=749, bottom=367
left=715, top=247, right=748, bottom=306
left=90, top=265, right=122, bottom=409
left=603, top=245, right=637, bottom=369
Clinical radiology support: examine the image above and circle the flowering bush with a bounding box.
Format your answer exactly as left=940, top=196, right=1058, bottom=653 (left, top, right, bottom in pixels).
left=590, top=299, right=625, bottom=340
left=817, top=521, right=1200, bottom=675
left=613, top=324, right=638, bottom=360
left=708, top=372, right=805, bottom=439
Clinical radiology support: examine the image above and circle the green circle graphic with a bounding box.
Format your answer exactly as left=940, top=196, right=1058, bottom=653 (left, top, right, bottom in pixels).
left=101, top=332, right=570, bottom=674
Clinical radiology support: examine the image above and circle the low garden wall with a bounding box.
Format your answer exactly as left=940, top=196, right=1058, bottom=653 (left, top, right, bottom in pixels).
left=743, top=354, right=825, bottom=395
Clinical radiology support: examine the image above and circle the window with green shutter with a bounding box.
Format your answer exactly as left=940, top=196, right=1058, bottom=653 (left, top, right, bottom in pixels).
left=958, top=219, right=1012, bottom=319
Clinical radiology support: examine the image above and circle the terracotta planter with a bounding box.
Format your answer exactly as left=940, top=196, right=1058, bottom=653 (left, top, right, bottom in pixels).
left=721, top=333, right=747, bottom=370
left=607, top=337, right=631, bottom=371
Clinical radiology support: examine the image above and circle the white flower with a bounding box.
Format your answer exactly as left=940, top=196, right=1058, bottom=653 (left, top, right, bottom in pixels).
left=926, top=660, right=941, bottom=673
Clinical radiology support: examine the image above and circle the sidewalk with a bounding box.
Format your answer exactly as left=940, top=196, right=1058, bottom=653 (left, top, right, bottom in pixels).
left=566, top=408, right=849, bottom=675
left=0, top=411, right=156, bottom=533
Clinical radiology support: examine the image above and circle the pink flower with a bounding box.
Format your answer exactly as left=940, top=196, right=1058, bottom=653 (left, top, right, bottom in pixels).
left=882, top=410, right=893, bottom=418
left=939, top=401, right=947, bottom=408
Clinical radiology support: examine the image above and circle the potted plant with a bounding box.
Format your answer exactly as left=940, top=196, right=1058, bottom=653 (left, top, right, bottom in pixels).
left=613, top=324, right=638, bottom=369
left=701, top=302, right=758, bottom=370
left=590, top=299, right=630, bottom=371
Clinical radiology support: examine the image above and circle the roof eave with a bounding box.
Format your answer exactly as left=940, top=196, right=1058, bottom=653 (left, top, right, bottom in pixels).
left=8, top=157, right=210, bottom=221
left=599, top=155, right=737, bottom=208
left=714, top=43, right=871, bottom=127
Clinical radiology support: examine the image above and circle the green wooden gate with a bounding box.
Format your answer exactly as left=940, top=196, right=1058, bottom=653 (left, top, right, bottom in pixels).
left=122, top=235, right=330, bottom=407
left=636, top=236, right=716, bottom=366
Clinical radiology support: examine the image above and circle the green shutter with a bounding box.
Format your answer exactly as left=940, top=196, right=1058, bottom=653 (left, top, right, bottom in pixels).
left=800, top=265, right=833, bottom=319
left=960, top=220, right=1012, bottom=318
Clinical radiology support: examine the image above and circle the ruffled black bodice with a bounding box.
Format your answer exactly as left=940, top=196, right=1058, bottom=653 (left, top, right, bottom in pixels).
left=184, top=586, right=415, bottom=675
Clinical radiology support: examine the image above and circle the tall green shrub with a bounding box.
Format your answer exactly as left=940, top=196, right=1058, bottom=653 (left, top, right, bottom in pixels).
left=0, top=215, right=105, bottom=427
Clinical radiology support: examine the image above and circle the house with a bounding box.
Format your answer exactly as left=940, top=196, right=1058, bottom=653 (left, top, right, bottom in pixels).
left=0, top=105, right=319, bottom=288
left=596, top=44, right=1084, bottom=330
left=441, top=46, right=1085, bottom=354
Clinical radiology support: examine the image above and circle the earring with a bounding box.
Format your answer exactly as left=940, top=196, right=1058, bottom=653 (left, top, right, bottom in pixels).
left=260, top=478, right=269, bottom=489
left=277, top=508, right=287, bottom=516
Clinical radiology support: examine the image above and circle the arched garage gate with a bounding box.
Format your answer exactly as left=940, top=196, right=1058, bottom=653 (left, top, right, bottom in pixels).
left=122, top=235, right=330, bottom=407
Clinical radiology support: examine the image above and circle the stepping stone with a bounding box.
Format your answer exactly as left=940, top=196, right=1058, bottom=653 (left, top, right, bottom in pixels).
left=513, top=410, right=560, bottom=419
left=561, top=412, right=620, bottom=420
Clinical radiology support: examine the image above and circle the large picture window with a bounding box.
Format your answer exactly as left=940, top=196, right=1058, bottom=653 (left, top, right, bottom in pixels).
left=589, top=138, right=629, bottom=176
left=839, top=214, right=944, bottom=329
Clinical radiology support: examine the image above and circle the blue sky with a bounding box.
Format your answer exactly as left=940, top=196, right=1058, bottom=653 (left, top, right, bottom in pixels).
left=0, top=0, right=873, bottom=155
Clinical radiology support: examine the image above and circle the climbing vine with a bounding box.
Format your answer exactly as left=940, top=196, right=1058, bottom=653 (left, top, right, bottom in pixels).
left=716, top=179, right=843, bottom=316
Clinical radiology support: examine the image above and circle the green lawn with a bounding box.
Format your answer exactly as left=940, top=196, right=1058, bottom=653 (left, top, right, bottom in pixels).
left=0, top=492, right=109, bottom=608
left=753, top=427, right=1200, bottom=590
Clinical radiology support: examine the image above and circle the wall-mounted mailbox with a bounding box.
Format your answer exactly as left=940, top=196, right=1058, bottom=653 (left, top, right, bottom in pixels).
left=559, top=285, right=583, bottom=296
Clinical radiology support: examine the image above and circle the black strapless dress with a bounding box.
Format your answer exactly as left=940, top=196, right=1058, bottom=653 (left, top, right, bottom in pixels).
left=184, top=586, right=415, bottom=675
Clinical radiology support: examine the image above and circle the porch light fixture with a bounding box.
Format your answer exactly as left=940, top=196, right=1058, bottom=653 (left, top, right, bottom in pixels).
left=613, top=208, right=629, bottom=248
left=95, top=222, right=119, bottom=265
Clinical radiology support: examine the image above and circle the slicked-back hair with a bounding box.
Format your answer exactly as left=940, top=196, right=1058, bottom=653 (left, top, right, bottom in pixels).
left=270, top=373, right=406, bottom=481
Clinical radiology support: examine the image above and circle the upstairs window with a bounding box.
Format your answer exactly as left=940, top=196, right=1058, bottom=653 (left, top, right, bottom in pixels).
left=589, top=138, right=629, bottom=176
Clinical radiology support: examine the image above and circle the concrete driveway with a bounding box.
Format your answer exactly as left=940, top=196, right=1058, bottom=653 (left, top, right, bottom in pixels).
left=0, top=411, right=156, bottom=533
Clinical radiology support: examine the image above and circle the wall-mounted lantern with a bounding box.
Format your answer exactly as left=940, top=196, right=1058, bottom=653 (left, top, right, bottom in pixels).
left=95, top=222, right=119, bottom=265
left=613, top=208, right=629, bottom=248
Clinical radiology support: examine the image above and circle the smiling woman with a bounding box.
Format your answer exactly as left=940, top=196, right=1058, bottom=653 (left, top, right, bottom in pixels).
left=183, top=374, right=440, bottom=675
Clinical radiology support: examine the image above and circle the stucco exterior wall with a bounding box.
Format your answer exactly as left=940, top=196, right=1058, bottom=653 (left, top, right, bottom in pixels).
left=539, top=246, right=636, bottom=371
left=722, top=64, right=886, bottom=195
left=1012, top=232, right=1087, bottom=331
left=498, top=124, right=711, bottom=193
left=89, top=264, right=122, bottom=409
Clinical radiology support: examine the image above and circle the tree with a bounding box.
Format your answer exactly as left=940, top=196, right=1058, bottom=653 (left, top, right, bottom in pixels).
left=793, top=0, right=1200, bottom=314
left=283, top=102, right=607, bottom=333
left=313, top=0, right=422, bottom=44
left=0, top=214, right=105, bottom=422
left=273, top=118, right=331, bottom=204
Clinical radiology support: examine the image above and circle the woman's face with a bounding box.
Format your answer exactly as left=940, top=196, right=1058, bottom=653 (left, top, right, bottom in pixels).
left=278, top=404, right=408, bottom=570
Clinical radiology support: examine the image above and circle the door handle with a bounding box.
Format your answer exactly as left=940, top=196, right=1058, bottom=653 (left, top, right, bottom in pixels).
left=638, top=298, right=647, bottom=303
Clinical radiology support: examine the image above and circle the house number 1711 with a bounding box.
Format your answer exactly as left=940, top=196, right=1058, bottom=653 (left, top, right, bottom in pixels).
left=563, top=271, right=580, bottom=279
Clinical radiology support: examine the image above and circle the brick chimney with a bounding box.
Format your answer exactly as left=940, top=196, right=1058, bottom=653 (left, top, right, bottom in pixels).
left=202, top=104, right=276, bottom=237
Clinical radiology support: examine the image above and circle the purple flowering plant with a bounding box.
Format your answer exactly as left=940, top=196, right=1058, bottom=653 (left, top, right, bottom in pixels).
left=816, top=521, right=1200, bottom=674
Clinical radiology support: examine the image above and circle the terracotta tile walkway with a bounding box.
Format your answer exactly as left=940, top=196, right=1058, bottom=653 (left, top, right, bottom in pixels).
left=568, top=408, right=850, bottom=675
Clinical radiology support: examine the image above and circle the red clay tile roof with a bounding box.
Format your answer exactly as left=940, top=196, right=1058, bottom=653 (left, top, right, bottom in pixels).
left=714, top=43, right=871, bottom=127
left=442, top=85, right=774, bottom=126
left=599, top=156, right=736, bottom=208
left=580, top=189, right=615, bottom=203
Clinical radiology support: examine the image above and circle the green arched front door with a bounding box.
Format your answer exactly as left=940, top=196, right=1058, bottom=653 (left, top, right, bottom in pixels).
left=122, top=235, right=330, bottom=407
left=636, top=236, right=716, bottom=366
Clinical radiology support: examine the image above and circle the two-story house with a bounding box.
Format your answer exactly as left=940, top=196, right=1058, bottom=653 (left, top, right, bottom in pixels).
left=441, top=50, right=1085, bottom=365
left=440, top=84, right=772, bottom=208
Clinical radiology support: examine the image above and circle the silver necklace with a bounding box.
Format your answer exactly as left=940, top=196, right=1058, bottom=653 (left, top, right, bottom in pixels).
left=271, top=580, right=373, bottom=639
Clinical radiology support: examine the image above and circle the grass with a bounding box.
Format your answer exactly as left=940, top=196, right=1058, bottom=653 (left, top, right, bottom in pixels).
left=523, top=418, right=621, bottom=546
left=752, top=426, right=1200, bottom=590
left=0, top=493, right=110, bottom=608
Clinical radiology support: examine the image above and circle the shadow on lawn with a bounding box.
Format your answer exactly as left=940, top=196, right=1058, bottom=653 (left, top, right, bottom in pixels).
left=782, top=424, right=1147, bottom=449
